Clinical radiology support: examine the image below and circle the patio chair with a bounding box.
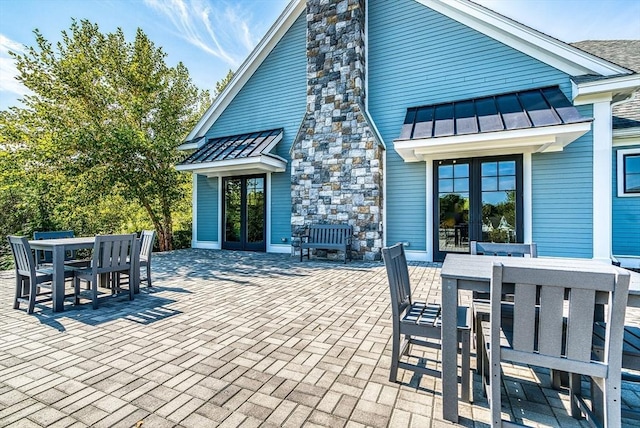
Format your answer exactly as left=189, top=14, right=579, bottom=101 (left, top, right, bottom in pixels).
left=8, top=235, right=75, bottom=314
left=382, top=243, right=472, bottom=402
left=138, top=230, right=155, bottom=288
left=74, top=234, right=137, bottom=309
left=480, top=262, right=629, bottom=427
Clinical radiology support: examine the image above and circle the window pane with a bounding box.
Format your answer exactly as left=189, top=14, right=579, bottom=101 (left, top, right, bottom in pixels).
left=626, top=173, right=640, bottom=193
left=626, top=155, right=640, bottom=173
left=481, top=162, right=497, bottom=177
left=499, top=161, right=516, bottom=176
left=499, top=176, right=516, bottom=191
left=439, top=179, right=453, bottom=193
left=454, top=178, right=469, bottom=192
left=482, top=177, right=498, bottom=191
left=454, top=163, right=469, bottom=178
left=439, top=164, right=453, bottom=179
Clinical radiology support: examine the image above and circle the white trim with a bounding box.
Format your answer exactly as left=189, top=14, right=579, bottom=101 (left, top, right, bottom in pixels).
left=405, top=250, right=430, bottom=262
left=394, top=122, right=592, bottom=162
left=191, top=173, right=198, bottom=247
left=382, top=142, right=387, bottom=248
left=192, top=240, right=221, bottom=250
left=184, top=0, right=305, bottom=141
left=573, top=74, right=640, bottom=105
left=415, top=0, right=630, bottom=77
left=176, top=155, right=287, bottom=176
left=267, top=244, right=292, bottom=254
left=617, top=147, right=640, bottom=197
left=592, top=101, right=613, bottom=261
left=266, top=172, right=272, bottom=249
left=523, top=152, right=532, bottom=244
left=425, top=161, right=434, bottom=261
left=218, top=177, right=223, bottom=248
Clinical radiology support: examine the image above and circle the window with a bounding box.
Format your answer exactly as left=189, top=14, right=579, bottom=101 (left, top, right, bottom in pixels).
left=617, top=148, right=640, bottom=197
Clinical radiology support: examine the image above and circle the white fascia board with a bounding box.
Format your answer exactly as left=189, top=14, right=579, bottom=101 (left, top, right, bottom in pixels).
left=176, top=155, right=287, bottom=176
left=184, top=0, right=305, bottom=141
left=573, top=74, right=640, bottom=105
left=613, top=127, right=640, bottom=144
left=394, top=122, right=591, bottom=161
left=177, top=142, right=198, bottom=151
left=415, top=0, right=631, bottom=77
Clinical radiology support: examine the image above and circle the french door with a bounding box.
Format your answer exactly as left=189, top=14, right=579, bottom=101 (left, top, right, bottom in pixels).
left=433, top=155, right=523, bottom=261
left=222, top=175, right=266, bottom=251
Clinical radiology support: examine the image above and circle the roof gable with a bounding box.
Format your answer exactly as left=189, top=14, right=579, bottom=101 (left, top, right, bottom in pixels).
left=416, top=0, right=631, bottom=77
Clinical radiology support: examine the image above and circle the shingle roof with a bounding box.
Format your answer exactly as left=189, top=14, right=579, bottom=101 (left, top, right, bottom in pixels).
left=398, top=86, right=590, bottom=141
left=570, top=40, right=640, bottom=130
left=180, top=129, right=283, bottom=165
left=570, top=40, right=640, bottom=73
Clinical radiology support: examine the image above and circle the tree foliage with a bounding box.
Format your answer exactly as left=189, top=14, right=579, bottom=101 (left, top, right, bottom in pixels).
left=5, top=20, right=211, bottom=251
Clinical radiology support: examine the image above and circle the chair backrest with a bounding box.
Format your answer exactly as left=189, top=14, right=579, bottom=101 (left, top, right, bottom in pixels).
left=471, top=241, right=537, bottom=258
left=7, top=235, right=37, bottom=279
left=382, top=243, right=413, bottom=320
left=139, top=230, right=155, bottom=261
left=33, top=230, right=75, bottom=264
left=490, top=262, right=630, bottom=376
left=92, top=234, right=137, bottom=274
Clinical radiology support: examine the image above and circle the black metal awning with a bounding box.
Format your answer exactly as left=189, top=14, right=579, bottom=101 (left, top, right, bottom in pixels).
left=394, top=86, right=593, bottom=162
left=177, top=129, right=286, bottom=176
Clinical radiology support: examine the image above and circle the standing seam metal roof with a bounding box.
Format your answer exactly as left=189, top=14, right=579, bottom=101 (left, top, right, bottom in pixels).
left=398, top=86, right=591, bottom=141
left=180, top=129, right=283, bottom=165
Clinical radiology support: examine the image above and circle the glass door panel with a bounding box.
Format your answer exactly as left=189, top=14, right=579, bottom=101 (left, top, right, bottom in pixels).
left=245, top=177, right=265, bottom=250
left=222, top=175, right=266, bottom=251
left=434, top=155, right=522, bottom=261
left=224, top=178, right=242, bottom=248
left=437, top=161, right=470, bottom=254
left=480, top=160, right=517, bottom=243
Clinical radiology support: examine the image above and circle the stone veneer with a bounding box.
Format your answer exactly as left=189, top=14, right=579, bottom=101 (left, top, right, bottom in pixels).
left=291, top=0, right=383, bottom=261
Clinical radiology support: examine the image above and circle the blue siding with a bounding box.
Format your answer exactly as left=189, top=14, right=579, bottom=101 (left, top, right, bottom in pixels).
left=196, top=175, right=218, bottom=242
left=531, top=106, right=593, bottom=258
left=368, top=0, right=574, bottom=252
left=202, top=12, right=307, bottom=245
left=613, top=145, right=640, bottom=256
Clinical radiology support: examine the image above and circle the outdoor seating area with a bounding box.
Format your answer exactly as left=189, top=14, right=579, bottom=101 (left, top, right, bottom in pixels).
left=1, top=248, right=639, bottom=427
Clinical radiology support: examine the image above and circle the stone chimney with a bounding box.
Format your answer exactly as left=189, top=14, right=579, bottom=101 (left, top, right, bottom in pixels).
left=291, top=0, right=383, bottom=261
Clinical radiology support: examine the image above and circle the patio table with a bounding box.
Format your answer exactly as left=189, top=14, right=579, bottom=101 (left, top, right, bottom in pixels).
left=28, top=236, right=141, bottom=312
left=439, top=253, right=639, bottom=423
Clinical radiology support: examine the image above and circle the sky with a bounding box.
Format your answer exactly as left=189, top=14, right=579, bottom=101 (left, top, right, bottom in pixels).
left=0, top=0, right=639, bottom=111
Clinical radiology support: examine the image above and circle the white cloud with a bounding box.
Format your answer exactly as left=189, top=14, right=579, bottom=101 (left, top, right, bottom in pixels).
left=0, top=34, right=30, bottom=100
left=143, top=0, right=260, bottom=68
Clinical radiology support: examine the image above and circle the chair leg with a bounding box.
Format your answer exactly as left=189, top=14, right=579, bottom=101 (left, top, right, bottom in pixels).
left=91, top=279, right=99, bottom=310
left=570, top=372, right=582, bottom=419
left=14, top=275, right=22, bottom=309
left=389, top=328, right=400, bottom=382
left=146, top=263, right=152, bottom=287
left=74, top=278, right=81, bottom=305
left=460, top=329, right=471, bottom=403
left=27, top=277, right=36, bottom=314
left=489, top=348, right=502, bottom=425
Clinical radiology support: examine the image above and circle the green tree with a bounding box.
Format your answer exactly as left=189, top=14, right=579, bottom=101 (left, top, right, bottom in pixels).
left=215, top=69, right=234, bottom=96
left=9, top=19, right=211, bottom=250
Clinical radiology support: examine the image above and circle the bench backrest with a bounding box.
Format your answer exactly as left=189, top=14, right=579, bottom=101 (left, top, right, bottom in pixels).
left=307, top=224, right=352, bottom=244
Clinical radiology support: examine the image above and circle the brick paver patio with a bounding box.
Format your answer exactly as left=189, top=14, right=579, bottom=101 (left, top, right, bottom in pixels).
left=1, top=249, right=639, bottom=427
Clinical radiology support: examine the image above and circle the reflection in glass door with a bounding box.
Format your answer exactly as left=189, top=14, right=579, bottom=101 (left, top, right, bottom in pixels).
left=434, top=156, right=522, bottom=261
left=223, top=175, right=266, bottom=251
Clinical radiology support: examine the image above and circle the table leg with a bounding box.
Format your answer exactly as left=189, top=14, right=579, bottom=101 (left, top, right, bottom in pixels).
left=52, top=246, right=65, bottom=312
left=441, top=276, right=459, bottom=423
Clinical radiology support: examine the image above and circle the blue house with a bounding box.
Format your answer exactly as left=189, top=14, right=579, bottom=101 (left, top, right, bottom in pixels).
left=177, top=0, right=640, bottom=264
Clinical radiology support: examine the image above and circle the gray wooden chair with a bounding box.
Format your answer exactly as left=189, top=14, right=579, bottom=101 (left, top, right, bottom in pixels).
left=138, top=230, right=155, bottom=288
left=471, top=241, right=538, bottom=377
left=8, top=235, right=74, bottom=314
left=382, top=243, right=472, bottom=402
left=74, top=234, right=137, bottom=309
left=480, top=262, right=630, bottom=427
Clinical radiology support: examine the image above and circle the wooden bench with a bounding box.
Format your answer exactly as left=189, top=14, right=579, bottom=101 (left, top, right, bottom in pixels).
left=300, top=224, right=353, bottom=263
